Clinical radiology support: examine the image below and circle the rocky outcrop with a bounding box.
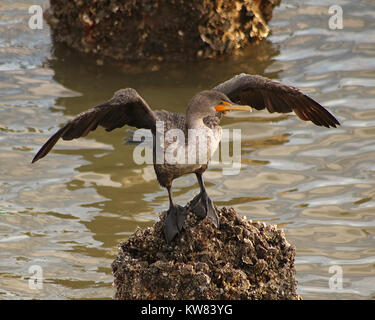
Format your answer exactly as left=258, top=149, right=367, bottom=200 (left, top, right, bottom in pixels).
left=112, top=206, right=300, bottom=300
left=45, top=0, right=281, bottom=61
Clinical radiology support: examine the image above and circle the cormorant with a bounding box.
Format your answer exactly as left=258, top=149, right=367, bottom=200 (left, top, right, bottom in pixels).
left=32, top=74, right=340, bottom=242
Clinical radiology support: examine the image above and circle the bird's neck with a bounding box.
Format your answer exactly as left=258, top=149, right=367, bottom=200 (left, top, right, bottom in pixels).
left=186, top=114, right=205, bottom=130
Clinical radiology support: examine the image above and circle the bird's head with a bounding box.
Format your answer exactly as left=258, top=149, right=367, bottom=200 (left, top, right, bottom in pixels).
left=187, top=90, right=252, bottom=119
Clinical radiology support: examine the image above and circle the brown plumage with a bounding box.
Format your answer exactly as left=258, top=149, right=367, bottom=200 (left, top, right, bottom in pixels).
left=213, top=74, right=340, bottom=128
left=32, top=74, right=340, bottom=242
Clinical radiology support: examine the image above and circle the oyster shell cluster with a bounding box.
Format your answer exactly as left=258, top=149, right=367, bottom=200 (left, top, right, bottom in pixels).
left=112, top=206, right=300, bottom=300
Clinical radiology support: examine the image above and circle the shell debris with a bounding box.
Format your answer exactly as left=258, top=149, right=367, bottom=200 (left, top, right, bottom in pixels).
left=112, top=206, right=301, bottom=300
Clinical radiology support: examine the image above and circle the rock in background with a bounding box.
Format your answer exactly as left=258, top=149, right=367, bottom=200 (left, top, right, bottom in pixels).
left=112, top=207, right=300, bottom=300
left=45, top=0, right=281, bottom=61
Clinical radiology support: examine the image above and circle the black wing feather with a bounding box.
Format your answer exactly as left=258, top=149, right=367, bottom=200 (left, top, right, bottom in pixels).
left=213, top=73, right=340, bottom=128
left=32, top=88, right=156, bottom=163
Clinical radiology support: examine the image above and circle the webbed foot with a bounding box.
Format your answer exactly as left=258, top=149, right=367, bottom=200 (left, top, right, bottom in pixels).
left=163, top=204, right=187, bottom=243
left=190, top=192, right=219, bottom=227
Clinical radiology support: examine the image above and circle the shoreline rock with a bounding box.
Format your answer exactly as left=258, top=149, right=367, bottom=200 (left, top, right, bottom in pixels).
left=112, top=206, right=301, bottom=300
left=45, top=0, right=281, bottom=62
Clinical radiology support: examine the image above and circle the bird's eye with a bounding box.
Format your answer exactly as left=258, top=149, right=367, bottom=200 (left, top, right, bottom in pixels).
left=218, top=101, right=223, bottom=105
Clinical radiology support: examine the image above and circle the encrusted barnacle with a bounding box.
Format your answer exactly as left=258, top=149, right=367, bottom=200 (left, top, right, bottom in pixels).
left=112, top=206, right=300, bottom=300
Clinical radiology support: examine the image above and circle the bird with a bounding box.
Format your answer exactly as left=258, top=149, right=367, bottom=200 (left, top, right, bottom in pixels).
left=31, top=73, right=340, bottom=243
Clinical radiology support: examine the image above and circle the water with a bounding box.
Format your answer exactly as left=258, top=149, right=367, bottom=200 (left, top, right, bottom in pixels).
left=1, top=0, right=375, bottom=299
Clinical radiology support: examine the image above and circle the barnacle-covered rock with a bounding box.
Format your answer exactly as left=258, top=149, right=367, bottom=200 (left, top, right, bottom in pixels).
left=112, top=206, right=301, bottom=300
left=45, top=0, right=281, bottom=61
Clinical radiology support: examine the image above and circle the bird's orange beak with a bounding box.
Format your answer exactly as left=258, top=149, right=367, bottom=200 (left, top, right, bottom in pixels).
left=215, top=101, right=252, bottom=112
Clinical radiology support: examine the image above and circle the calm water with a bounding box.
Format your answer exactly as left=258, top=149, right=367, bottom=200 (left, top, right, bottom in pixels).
left=1, top=0, right=375, bottom=299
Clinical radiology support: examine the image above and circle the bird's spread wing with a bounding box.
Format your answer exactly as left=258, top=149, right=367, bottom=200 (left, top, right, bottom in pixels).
left=213, top=73, right=340, bottom=128
left=32, top=88, right=157, bottom=163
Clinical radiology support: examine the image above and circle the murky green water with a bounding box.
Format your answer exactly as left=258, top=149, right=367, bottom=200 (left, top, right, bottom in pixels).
left=1, top=0, right=375, bottom=299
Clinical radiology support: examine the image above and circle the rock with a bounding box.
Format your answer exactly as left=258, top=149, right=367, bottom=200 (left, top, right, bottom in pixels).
left=45, top=0, right=281, bottom=61
left=112, top=206, right=301, bottom=300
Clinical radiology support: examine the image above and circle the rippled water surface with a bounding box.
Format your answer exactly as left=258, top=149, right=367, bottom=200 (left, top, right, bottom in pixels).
left=1, top=0, right=375, bottom=299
